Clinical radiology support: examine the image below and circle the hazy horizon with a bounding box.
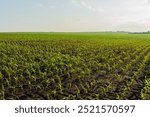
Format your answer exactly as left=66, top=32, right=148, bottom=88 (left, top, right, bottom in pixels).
left=1, top=0, right=150, bottom=32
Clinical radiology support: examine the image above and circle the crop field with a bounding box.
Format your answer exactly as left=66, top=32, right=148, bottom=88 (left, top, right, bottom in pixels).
left=0, top=32, right=150, bottom=100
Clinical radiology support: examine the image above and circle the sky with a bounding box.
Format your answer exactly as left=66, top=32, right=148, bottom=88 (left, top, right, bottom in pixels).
left=0, top=0, right=150, bottom=32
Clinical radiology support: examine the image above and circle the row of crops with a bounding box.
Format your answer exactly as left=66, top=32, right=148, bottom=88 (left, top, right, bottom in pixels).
left=0, top=32, right=150, bottom=100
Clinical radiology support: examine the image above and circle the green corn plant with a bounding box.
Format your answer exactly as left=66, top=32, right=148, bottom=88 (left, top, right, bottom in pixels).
left=0, top=84, right=5, bottom=100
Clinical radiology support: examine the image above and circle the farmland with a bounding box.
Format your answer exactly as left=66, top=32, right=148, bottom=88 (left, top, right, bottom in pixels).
left=0, top=32, right=150, bottom=100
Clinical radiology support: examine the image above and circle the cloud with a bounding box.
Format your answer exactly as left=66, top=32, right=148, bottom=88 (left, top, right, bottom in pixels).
left=70, top=0, right=79, bottom=6
left=37, top=3, right=56, bottom=9
left=71, top=0, right=103, bottom=12
left=37, top=3, right=44, bottom=8
left=49, top=5, right=56, bottom=9
left=116, top=18, right=150, bottom=32
left=80, top=1, right=96, bottom=12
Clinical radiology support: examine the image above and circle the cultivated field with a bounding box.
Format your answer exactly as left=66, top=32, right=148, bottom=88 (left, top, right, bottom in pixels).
left=0, top=32, right=150, bottom=100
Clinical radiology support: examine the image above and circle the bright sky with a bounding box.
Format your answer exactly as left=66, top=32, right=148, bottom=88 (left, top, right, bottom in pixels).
left=0, top=0, right=150, bottom=32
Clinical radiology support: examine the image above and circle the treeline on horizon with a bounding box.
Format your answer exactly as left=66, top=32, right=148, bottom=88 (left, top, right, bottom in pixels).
left=128, top=31, right=150, bottom=34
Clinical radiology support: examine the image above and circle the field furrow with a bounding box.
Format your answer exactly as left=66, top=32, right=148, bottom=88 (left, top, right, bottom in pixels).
left=1, top=32, right=150, bottom=100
